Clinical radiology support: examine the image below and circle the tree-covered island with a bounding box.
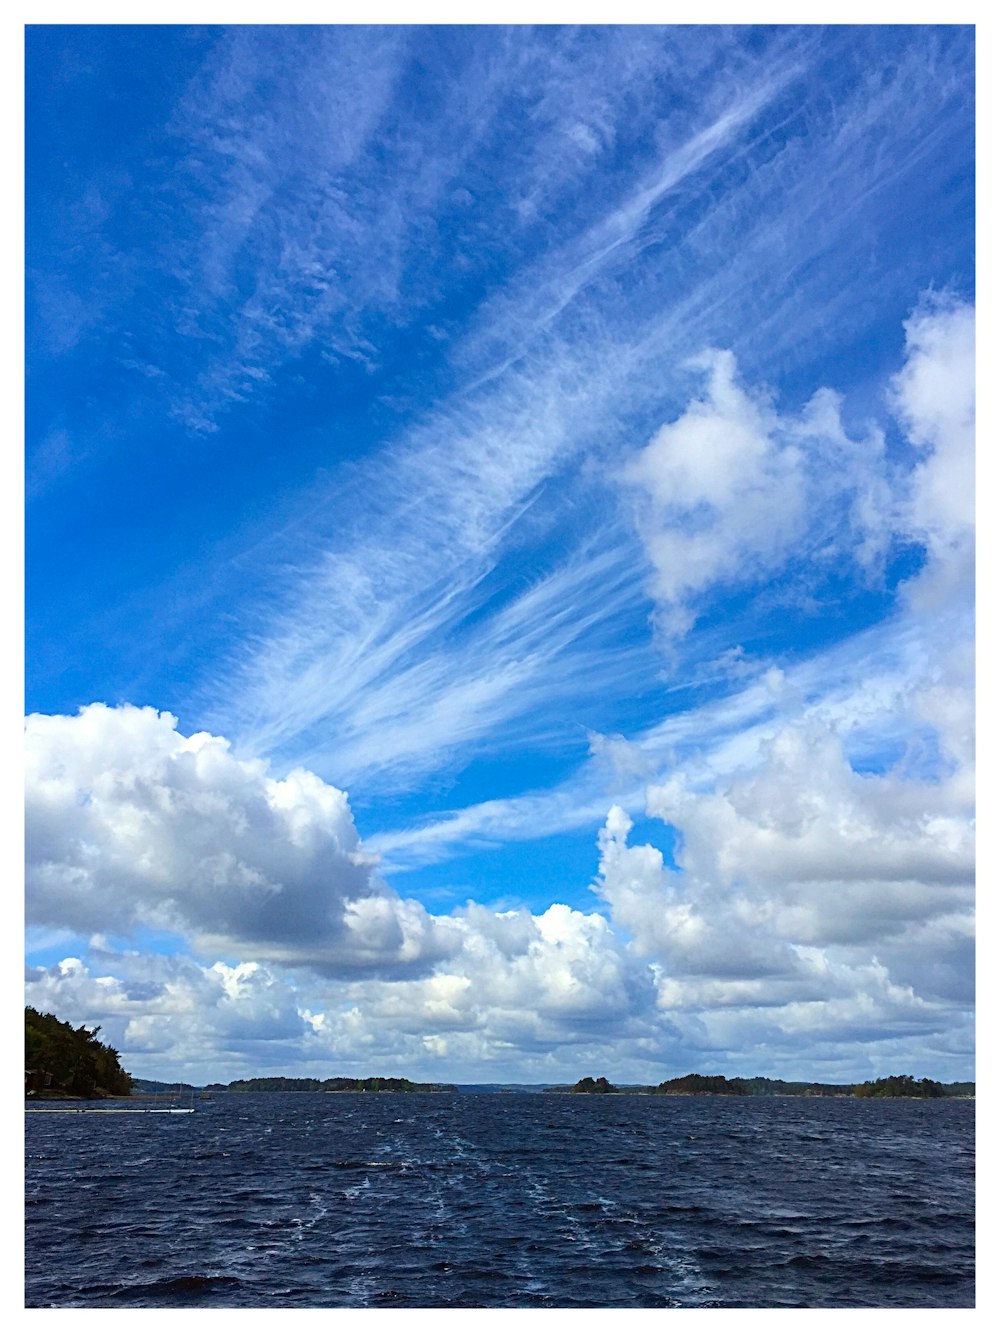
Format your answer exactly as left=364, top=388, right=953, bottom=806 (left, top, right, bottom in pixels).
left=205, top=1076, right=458, bottom=1093
left=549, top=1072, right=973, bottom=1098
left=568, top=1076, right=616, bottom=1094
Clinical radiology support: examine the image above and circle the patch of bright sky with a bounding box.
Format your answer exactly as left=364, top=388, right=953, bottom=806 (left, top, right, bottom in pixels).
left=387, top=816, right=683, bottom=916
left=23, top=926, right=193, bottom=971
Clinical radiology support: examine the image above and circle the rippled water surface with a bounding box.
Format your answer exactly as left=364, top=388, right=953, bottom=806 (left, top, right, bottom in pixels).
left=25, top=1093, right=974, bottom=1307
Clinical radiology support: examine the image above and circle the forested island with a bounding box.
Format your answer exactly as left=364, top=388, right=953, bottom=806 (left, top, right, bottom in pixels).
left=25, top=1007, right=132, bottom=1098
left=205, top=1076, right=458, bottom=1093
left=550, top=1073, right=975, bottom=1098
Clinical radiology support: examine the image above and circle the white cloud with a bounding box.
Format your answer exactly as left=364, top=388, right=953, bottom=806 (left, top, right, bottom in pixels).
left=620, top=344, right=902, bottom=639
left=620, top=298, right=974, bottom=643
left=890, top=298, right=976, bottom=615
left=646, top=720, right=972, bottom=907
left=891, top=299, right=975, bottom=546
left=127, top=36, right=968, bottom=817
left=588, top=699, right=973, bottom=1053
left=177, top=48, right=973, bottom=796
left=25, top=950, right=310, bottom=1079
left=212, top=416, right=655, bottom=789
left=588, top=291, right=976, bottom=1059
left=25, top=703, right=459, bottom=978
left=22, top=705, right=664, bottom=1077
left=594, top=804, right=799, bottom=981
left=23, top=904, right=663, bottom=1086
left=261, top=280, right=972, bottom=855
left=622, top=349, right=809, bottom=634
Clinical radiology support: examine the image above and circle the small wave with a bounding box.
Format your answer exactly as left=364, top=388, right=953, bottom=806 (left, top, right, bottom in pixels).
left=111, top=1274, right=242, bottom=1300
left=334, top=1159, right=406, bottom=1171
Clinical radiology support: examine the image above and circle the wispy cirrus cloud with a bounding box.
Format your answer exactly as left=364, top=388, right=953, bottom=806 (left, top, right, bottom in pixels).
left=164, top=26, right=786, bottom=430
left=216, top=519, right=656, bottom=790
left=28, top=27, right=971, bottom=462
left=173, top=29, right=971, bottom=801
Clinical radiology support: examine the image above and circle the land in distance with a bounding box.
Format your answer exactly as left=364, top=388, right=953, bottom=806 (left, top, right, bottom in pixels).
left=547, top=1074, right=974, bottom=1098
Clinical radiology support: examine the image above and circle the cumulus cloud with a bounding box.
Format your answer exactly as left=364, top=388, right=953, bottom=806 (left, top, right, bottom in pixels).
left=648, top=721, right=972, bottom=914
left=24, top=951, right=312, bottom=1082
left=24, top=705, right=666, bottom=1078
left=623, top=300, right=973, bottom=638
left=594, top=804, right=800, bottom=982
left=25, top=703, right=459, bottom=978
left=890, top=298, right=975, bottom=613
left=891, top=299, right=975, bottom=546
left=592, top=283, right=976, bottom=1052
left=24, top=902, right=664, bottom=1085
left=584, top=300, right=974, bottom=1071
left=25, top=861, right=971, bottom=1086
left=621, top=349, right=885, bottom=636
left=589, top=703, right=973, bottom=1070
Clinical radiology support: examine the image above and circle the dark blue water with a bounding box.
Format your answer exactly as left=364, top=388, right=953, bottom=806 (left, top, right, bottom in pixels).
left=25, top=1093, right=974, bottom=1308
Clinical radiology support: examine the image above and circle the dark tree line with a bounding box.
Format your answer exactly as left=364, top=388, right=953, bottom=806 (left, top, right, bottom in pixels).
left=213, top=1076, right=457, bottom=1093
left=852, top=1074, right=949, bottom=1099
left=25, top=1007, right=132, bottom=1098
left=559, top=1071, right=973, bottom=1097
left=655, top=1073, right=749, bottom=1095
left=570, top=1076, right=616, bottom=1093
left=567, top=1073, right=748, bottom=1095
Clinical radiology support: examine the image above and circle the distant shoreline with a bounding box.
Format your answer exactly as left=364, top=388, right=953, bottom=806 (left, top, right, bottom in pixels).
left=115, top=1073, right=974, bottom=1101
left=545, top=1073, right=974, bottom=1100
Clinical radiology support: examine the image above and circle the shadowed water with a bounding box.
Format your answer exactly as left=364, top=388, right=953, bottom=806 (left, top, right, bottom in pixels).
left=25, top=1092, right=974, bottom=1308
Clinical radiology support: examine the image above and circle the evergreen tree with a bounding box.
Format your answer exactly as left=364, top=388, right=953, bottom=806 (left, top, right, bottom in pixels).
left=25, top=1007, right=132, bottom=1098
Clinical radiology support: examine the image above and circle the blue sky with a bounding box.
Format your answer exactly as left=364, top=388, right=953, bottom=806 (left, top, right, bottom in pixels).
left=24, top=24, right=975, bottom=1086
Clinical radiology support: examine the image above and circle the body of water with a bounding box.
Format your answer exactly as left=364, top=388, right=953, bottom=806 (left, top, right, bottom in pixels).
left=25, top=1092, right=974, bottom=1308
